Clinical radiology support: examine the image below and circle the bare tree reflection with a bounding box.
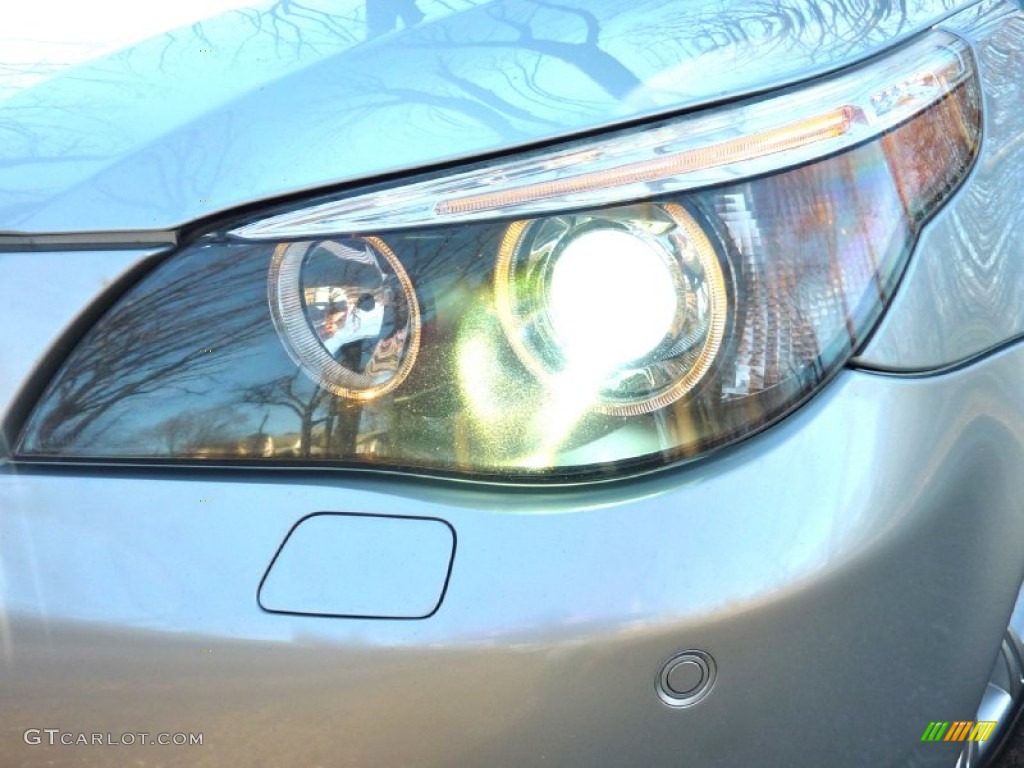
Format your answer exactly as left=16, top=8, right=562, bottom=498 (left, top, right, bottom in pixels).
left=350, top=70, right=539, bottom=139
left=27, top=246, right=270, bottom=450
left=153, top=406, right=250, bottom=455
left=221, top=0, right=441, bottom=56
left=238, top=372, right=330, bottom=458
left=368, top=0, right=425, bottom=37
left=637, top=0, right=921, bottom=67
left=227, top=2, right=361, bottom=58
left=416, top=0, right=644, bottom=101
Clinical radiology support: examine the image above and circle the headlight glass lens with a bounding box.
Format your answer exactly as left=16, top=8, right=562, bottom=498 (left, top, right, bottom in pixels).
left=16, top=31, right=981, bottom=481
left=494, top=203, right=729, bottom=416
left=270, top=237, right=421, bottom=399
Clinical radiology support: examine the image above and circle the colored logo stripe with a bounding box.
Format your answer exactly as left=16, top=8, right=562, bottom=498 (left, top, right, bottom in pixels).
left=945, top=722, right=973, bottom=741
left=969, top=722, right=996, bottom=742
left=921, top=721, right=996, bottom=742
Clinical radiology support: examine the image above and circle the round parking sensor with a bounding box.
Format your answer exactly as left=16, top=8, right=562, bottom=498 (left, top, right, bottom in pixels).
left=656, top=650, right=716, bottom=707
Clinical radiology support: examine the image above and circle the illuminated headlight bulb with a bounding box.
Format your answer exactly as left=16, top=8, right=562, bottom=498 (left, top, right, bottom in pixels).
left=495, top=203, right=729, bottom=415
left=547, top=228, right=679, bottom=371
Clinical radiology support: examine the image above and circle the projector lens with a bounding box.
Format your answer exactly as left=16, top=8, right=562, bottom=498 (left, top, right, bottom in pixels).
left=495, top=203, right=729, bottom=415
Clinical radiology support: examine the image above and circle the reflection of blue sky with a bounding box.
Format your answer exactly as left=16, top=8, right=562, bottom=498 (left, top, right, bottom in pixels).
left=0, top=0, right=487, bottom=229
left=1, top=0, right=958, bottom=233
left=1, top=0, right=255, bottom=97
left=1, top=0, right=484, bottom=97
left=109, top=333, right=303, bottom=451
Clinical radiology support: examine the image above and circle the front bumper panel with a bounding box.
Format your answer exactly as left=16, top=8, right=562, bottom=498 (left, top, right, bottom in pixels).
left=3, top=343, right=1024, bottom=766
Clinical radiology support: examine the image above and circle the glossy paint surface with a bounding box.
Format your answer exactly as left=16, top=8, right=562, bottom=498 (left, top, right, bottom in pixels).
left=4, top=342, right=1024, bottom=765
left=258, top=512, right=456, bottom=618
left=0, top=0, right=969, bottom=235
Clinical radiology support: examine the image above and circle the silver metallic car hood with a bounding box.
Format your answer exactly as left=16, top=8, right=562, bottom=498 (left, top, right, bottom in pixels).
left=0, top=0, right=972, bottom=236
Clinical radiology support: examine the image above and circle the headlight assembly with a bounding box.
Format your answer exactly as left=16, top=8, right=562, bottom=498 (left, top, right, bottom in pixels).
left=16, top=31, right=981, bottom=481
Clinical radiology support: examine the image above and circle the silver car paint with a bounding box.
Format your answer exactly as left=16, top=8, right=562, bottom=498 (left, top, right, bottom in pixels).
left=0, top=0, right=972, bottom=236
left=2, top=0, right=1024, bottom=766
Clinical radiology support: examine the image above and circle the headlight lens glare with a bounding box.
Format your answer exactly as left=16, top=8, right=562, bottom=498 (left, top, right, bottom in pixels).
left=494, top=203, right=729, bottom=415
